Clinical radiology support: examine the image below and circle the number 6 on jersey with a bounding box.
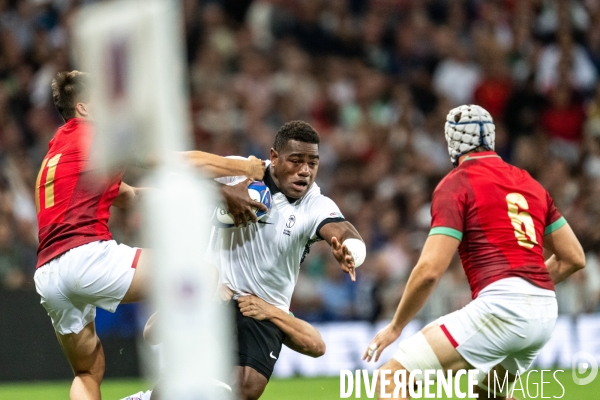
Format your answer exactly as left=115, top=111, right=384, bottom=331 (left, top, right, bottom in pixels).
left=506, top=192, right=538, bottom=249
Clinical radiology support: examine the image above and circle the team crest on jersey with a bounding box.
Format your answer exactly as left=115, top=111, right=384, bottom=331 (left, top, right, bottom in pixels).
left=284, top=215, right=296, bottom=236
left=286, top=215, right=296, bottom=228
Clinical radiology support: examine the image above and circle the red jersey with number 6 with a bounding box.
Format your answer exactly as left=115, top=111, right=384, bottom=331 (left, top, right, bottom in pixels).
left=429, top=151, right=565, bottom=298
left=36, top=118, right=123, bottom=268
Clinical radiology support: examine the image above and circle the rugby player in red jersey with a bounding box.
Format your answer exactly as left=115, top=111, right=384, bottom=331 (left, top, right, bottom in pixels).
left=33, top=70, right=266, bottom=400
left=363, top=105, right=586, bottom=399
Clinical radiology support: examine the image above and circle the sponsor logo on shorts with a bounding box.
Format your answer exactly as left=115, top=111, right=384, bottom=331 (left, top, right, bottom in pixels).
left=270, top=351, right=277, bottom=360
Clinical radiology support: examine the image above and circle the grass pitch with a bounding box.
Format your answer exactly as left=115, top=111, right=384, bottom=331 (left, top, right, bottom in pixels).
left=0, top=371, right=596, bottom=399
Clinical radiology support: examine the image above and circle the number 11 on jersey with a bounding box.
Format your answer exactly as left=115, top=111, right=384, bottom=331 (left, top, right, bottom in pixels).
left=35, top=154, right=62, bottom=213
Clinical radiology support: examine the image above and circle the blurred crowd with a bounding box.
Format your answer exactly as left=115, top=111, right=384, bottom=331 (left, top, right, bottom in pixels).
left=1, top=0, right=600, bottom=325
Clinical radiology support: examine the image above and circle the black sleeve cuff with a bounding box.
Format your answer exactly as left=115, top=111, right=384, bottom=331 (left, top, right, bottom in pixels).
left=316, top=217, right=346, bottom=240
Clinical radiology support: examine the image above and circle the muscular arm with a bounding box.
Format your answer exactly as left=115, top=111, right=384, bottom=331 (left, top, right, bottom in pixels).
left=363, top=234, right=459, bottom=362
left=389, top=234, right=459, bottom=331
left=544, top=223, right=586, bottom=284
left=238, top=295, right=325, bottom=357
left=318, top=221, right=364, bottom=281
left=182, top=152, right=265, bottom=180
left=112, top=182, right=148, bottom=209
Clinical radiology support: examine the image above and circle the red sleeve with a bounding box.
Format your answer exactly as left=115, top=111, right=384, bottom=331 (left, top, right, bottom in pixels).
left=429, top=171, right=467, bottom=241
left=544, top=191, right=566, bottom=235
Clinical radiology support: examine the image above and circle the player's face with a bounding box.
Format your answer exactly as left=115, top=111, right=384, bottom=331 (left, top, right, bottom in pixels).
left=270, top=140, right=319, bottom=199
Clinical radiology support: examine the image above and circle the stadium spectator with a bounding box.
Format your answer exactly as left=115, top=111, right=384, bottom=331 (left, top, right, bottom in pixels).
left=0, top=0, right=599, bottom=326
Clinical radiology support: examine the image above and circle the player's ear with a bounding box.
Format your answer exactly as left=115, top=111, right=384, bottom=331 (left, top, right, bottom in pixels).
left=270, top=148, right=278, bottom=164
left=75, top=102, right=89, bottom=118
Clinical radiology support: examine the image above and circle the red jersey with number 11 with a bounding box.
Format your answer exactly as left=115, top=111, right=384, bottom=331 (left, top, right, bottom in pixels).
left=429, top=151, right=566, bottom=298
left=36, top=118, right=123, bottom=268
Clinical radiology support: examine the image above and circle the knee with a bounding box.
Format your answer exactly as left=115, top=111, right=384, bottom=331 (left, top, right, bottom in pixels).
left=374, top=372, right=394, bottom=399
left=376, top=362, right=408, bottom=399
left=238, top=379, right=266, bottom=400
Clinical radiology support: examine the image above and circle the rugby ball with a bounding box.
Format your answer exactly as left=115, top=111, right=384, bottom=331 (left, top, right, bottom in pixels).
left=215, top=181, right=271, bottom=227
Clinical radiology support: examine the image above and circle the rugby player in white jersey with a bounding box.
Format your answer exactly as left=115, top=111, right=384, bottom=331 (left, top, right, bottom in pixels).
left=208, top=120, right=366, bottom=400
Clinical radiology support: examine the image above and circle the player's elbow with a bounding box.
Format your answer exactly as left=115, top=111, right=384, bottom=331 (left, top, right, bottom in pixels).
left=143, top=313, right=160, bottom=345
left=560, top=242, right=586, bottom=272
left=414, top=262, right=443, bottom=286
left=300, top=332, right=326, bottom=358
left=306, top=339, right=326, bottom=358
left=570, top=247, right=586, bottom=272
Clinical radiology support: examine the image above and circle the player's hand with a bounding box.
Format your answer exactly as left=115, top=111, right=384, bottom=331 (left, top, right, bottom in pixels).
left=246, top=156, right=266, bottom=181
left=363, top=323, right=402, bottom=363
left=331, top=236, right=356, bottom=281
left=238, top=294, right=273, bottom=321
left=220, top=179, right=268, bottom=226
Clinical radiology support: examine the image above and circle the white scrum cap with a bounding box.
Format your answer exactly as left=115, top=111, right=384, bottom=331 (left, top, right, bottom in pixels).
left=444, top=104, right=495, bottom=166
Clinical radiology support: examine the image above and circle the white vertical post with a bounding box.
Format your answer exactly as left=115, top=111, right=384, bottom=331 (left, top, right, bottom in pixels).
left=73, top=1, right=231, bottom=398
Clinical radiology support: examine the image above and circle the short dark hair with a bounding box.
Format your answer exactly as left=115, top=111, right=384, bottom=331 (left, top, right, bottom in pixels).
left=273, top=121, right=320, bottom=151
left=51, top=70, right=91, bottom=121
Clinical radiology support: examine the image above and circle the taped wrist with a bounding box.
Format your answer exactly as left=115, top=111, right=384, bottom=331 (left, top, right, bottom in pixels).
left=343, top=238, right=366, bottom=267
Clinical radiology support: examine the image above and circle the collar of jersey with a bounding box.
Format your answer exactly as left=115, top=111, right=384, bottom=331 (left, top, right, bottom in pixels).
left=66, top=117, right=89, bottom=125
left=264, top=166, right=299, bottom=204
left=462, top=151, right=500, bottom=162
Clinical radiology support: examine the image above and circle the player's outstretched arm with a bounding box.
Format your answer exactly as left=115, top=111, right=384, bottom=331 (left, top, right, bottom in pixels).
left=318, top=221, right=365, bottom=282
left=112, top=182, right=148, bottom=209
left=544, top=223, right=585, bottom=284
left=363, top=234, right=459, bottom=362
left=238, top=295, right=326, bottom=358
left=182, top=151, right=265, bottom=180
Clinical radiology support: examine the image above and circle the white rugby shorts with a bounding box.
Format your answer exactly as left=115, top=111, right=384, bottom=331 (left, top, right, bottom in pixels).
left=34, top=240, right=141, bottom=335
left=395, top=278, right=558, bottom=376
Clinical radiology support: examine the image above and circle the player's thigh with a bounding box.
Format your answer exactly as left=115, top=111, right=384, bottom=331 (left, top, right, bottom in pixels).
left=392, top=323, right=471, bottom=377
left=56, top=320, right=105, bottom=377
left=236, top=366, right=267, bottom=400
left=121, top=248, right=151, bottom=303
left=500, top=310, right=557, bottom=376
left=53, top=240, right=142, bottom=310
left=433, top=297, right=520, bottom=375
left=474, top=364, right=516, bottom=400
left=234, top=304, right=286, bottom=381
left=421, top=323, right=472, bottom=371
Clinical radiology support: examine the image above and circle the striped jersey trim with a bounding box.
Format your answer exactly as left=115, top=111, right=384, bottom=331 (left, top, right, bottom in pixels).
left=463, top=154, right=501, bottom=161
left=428, top=227, right=463, bottom=242
left=544, top=216, right=567, bottom=235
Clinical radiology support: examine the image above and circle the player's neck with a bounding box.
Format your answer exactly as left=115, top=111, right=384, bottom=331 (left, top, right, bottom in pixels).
left=457, top=153, right=470, bottom=165
left=458, top=149, right=495, bottom=165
